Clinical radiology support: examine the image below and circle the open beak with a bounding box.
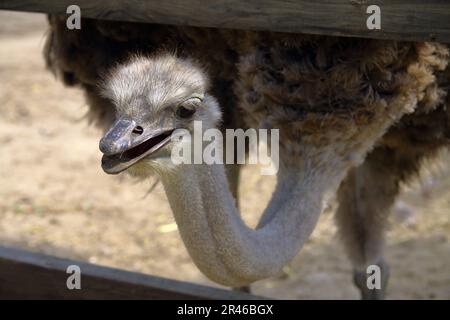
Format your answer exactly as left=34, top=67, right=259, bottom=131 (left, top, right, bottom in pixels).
left=99, top=118, right=174, bottom=174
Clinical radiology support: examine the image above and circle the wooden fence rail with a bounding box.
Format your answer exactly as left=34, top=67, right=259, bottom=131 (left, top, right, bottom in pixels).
left=0, top=246, right=260, bottom=299
left=0, top=0, right=450, bottom=43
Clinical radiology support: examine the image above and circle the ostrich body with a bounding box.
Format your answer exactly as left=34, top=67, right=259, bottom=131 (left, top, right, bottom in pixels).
left=44, top=17, right=450, bottom=297
left=236, top=33, right=449, bottom=297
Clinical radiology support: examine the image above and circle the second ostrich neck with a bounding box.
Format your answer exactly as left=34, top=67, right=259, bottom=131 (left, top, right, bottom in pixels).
left=160, top=148, right=347, bottom=286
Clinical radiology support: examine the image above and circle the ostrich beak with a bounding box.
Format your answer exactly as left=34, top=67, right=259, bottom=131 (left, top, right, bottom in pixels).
left=99, top=118, right=174, bottom=174
left=99, top=118, right=137, bottom=156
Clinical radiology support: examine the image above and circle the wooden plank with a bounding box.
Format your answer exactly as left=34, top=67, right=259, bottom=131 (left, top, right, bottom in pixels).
left=0, top=246, right=260, bottom=299
left=0, top=0, right=449, bottom=43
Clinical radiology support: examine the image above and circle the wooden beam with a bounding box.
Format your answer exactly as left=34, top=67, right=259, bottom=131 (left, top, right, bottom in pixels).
left=0, top=0, right=449, bottom=43
left=0, top=246, right=260, bottom=299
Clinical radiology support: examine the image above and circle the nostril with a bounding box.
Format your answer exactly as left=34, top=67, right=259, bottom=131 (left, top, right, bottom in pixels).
left=132, top=126, right=144, bottom=135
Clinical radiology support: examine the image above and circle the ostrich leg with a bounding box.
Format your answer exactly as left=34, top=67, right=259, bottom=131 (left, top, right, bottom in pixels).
left=336, top=146, right=427, bottom=299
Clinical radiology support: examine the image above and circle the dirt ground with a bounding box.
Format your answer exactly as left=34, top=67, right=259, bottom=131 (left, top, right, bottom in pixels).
left=0, top=12, right=449, bottom=299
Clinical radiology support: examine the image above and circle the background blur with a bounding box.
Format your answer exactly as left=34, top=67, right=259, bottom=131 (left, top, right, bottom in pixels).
left=0, top=11, right=449, bottom=299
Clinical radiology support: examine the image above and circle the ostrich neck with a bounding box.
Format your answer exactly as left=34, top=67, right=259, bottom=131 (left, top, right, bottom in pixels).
left=160, top=156, right=346, bottom=287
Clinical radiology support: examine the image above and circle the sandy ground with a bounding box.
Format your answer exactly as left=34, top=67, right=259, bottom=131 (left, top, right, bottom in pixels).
left=0, top=12, right=449, bottom=299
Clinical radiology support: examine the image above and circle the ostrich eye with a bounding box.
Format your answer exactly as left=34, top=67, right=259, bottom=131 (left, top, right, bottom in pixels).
left=176, top=104, right=196, bottom=119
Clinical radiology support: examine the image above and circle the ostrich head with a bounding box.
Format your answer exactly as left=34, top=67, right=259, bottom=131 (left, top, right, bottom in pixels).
left=99, top=55, right=221, bottom=176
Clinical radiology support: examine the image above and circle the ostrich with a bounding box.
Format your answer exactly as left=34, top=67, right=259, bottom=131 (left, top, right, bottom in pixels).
left=44, top=17, right=450, bottom=298
left=98, top=39, right=448, bottom=289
